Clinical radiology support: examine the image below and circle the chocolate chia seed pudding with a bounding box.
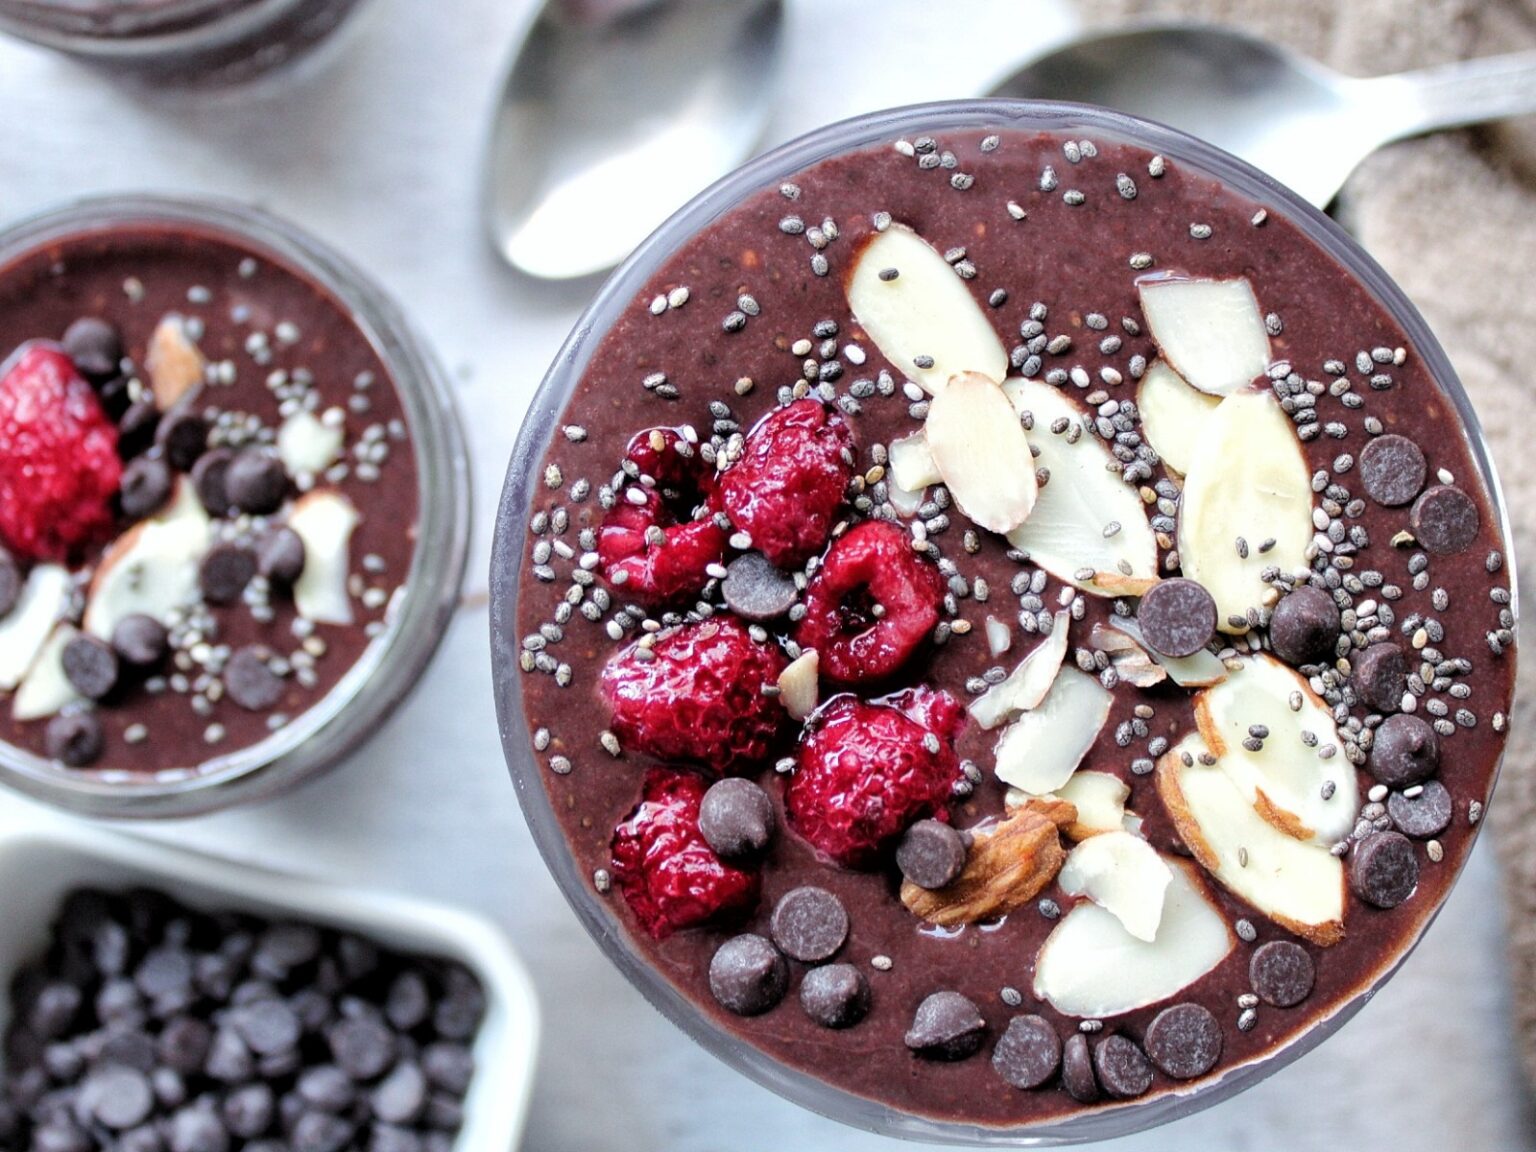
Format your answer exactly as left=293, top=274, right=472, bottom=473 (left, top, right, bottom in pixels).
left=496, top=106, right=1517, bottom=1134
left=0, top=197, right=467, bottom=817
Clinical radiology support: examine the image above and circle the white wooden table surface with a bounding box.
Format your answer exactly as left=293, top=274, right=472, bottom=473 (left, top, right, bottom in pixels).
left=0, top=1, right=1532, bottom=1147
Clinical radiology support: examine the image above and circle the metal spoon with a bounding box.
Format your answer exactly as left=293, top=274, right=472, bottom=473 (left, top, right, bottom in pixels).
left=484, top=0, right=784, bottom=281
left=989, top=23, right=1536, bottom=207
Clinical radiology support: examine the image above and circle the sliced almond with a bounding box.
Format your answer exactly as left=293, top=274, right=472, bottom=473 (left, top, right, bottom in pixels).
left=984, top=615, right=1012, bottom=658
left=277, top=409, right=344, bottom=481
left=1089, top=623, right=1166, bottom=688
left=900, top=800, right=1071, bottom=927
left=288, top=489, right=360, bottom=625
left=1034, top=859, right=1233, bottom=1018
left=1137, top=276, right=1270, bottom=397
left=968, top=607, right=1069, bottom=729
left=845, top=224, right=1008, bottom=394
left=1058, top=830, right=1173, bottom=942
left=777, top=649, right=819, bottom=722
left=1178, top=389, right=1312, bottom=633
left=1156, top=734, right=1346, bottom=946
left=924, top=371, right=1037, bottom=534
left=1136, top=359, right=1219, bottom=476
left=1194, top=653, right=1359, bottom=845
left=14, top=623, right=82, bottom=722
left=887, top=480, right=926, bottom=518
left=0, top=564, right=70, bottom=690
left=994, top=666, right=1112, bottom=795
left=1109, top=616, right=1226, bottom=687
left=84, top=479, right=211, bottom=640
left=145, top=314, right=207, bottom=410
left=1002, top=378, right=1158, bottom=597
left=887, top=431, right=942, bottom=493
left=1055, top=771, right=1132, bottom=840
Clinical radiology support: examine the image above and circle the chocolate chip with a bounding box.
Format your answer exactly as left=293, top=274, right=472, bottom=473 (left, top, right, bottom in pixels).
left=117, top=401, right=160, bottom=461
left=1268, top=586, right=1341, bottom=666
left=79, top=1064, right=153, bottom=1130
left=222, top=1082, right=275, bottom=1139
left=293, top=1112, right=355, bottom=1152
left=1411, top=484, right=1479, bottom=554
left=204, top=1026, right=254, bottom=1083
left=1249, top=940, right=1315, bottom=1007
left=1351, top=830, right=1419, bottom=908
left=372, top=1061, right=428, bottom=1125
left=385, top=971, right=431, bottom=1031
left=421, top=1042, right=474, bottom=1095
left=720, top=552, right=798, bottom=621
left=990, top=1014, right=1061, bottom=1089
left=96, top=373, right=132, bottom=421
left=0, top=546, right=18, bottom=618
left=28, top=981, right=83, bottom=1038
left=225, top=647, right=284, bottom=712
left=896, top=819, right=967, bottom=889
left=200, top=543, right=256, bottom=605
left=1061, top=1032, right=1099, bottom=1102
left=298, top=1065, right=356, bottom=1112
left=157, top=1016, right=212, bottom=1075
left=432, top=967, right=485, bottom=1040
left=370, top=1125, right=426, bottom=1152
left=34, top=1122, right=92, bottom=1152
left=118, top=1127, right=164, bottom=1152
left=192, top=448, right=234, bottom=515
left=119, top=456, right=174, bottom=520
left=1358, top=434, right=1426, bottom=507
left=708, top=934, right=788, bottom=1016
left=62, top=317, right=123, bottom=382
left=1093, top=1033, right=1153, bottom=1098
left=168, top=1104, right=229, bottom=1152
left=156, top=410, right=211, bottom=474
left=328, top=1016, right=397, bottom=1081
left=113, top=614, right=170, bottom=668
left=1136, top=577, right=1217, bottom=658
left=258, top=528, right=306, bottom=587
left=135, top=947, right=193, bottom=1001
left=698, top=777, right=775, bottom=858
left=769, top=887, right=848, bottom=963
left=799, top=963, right=871, bottom=1029
left=62, top=634, right=119, bottom=700
left=1369, top=713, right=1439, bottom=787
left=232, top=998, right=301, bottom=1055
left=904, top=991, right=985, bottom=1061
left=1352, top=642, right=1407, bottom=714
left=1388, top=780, right=1453, bottom=839
left=225, top=450, right=288, bottom=516
left=1144, top=1003, right=1222, bottom=1079
left=46, top=712, right=104, bottom=767
left=255, top=922, right=323, bottom=975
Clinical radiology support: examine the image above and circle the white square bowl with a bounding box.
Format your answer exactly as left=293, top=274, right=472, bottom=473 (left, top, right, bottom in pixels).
left=0, top=810, right=539, bottom=1151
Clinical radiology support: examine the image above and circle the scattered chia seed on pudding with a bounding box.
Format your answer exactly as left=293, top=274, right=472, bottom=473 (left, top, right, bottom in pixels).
left=508, top=126, right=1515, bottom=1126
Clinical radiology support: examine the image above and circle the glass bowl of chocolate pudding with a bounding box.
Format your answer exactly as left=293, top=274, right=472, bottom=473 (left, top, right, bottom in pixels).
left=490, top=101, right=1517, bottom=1142
left=0, top=0, right=372, bottom=83
left=0, top=195, right=469, bottom=819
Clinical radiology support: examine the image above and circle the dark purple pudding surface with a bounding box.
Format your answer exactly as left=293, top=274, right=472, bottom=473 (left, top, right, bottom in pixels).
left=510, top=127, right=1516, bottom=1126
left=0, top=220, right=418, bottom=779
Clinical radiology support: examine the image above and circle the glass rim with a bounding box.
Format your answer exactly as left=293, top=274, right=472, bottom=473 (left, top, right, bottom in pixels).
left=489, top=98, right=1518, bottom=1144
left=0, top=192, right=471, bottom=819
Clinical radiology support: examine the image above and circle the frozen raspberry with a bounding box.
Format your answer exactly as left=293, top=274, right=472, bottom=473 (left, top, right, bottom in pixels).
left=624, top=425, right=716, bottom=516
left=794, top=520, right=943, bottom=683
left=0, top=342, right=121, bottom=562
left=611, top=768, right=761, bottom=938
left=601, top=616, right=788, bottom=774
left=597, top=487, right=728, bottom=607
left=786, top=690, right=965, bottom=868
left=718, top=399, right=855, bottom=569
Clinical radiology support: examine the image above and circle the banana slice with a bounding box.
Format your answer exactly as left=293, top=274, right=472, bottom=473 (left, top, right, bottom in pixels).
left=287, top=489, right=361, bottom=626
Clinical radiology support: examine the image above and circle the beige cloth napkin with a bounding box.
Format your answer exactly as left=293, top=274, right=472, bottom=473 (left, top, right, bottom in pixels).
left=1087, top=0, right=1536, bottom=1088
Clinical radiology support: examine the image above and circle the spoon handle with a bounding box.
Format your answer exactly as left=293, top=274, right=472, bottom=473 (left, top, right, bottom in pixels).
left=1372, top=50, right=1536, bottom=142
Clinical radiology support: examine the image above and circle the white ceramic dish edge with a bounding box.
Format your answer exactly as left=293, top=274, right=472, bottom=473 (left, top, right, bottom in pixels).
left=0, top=805, right=540, bottom=1152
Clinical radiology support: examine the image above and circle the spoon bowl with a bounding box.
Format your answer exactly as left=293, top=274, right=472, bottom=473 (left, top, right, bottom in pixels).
left=989, top=23, right=1536, bottom=207
left=485, top=0, right=784, bottom=281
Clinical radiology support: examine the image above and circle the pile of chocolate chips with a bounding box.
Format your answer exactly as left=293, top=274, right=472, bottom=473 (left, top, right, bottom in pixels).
left=1, top=887, right=483, bottom=1152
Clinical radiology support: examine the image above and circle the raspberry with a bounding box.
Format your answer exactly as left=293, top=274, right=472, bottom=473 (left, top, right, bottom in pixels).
left=786, top=689, right=965, bottom=868
left=0, top=342, right=121, bottom=562
left=718, top=399, right=855, bottom=569
left=624, top=425, right=716, bottom=516
left=597, top=487, right=727, bottom=607
left=611, top=768, right=761, bottom=938
left=794, top=520, right=943, bottom=683
left=601, top=616, right=788, bottom=774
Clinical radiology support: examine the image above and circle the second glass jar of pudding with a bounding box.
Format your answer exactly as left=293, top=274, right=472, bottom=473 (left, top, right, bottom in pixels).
left=0, top=0, right=372, bottom=83
left=492, top=100, right=1517, bottom=1141
left=0, top=195, right=469, bottom=818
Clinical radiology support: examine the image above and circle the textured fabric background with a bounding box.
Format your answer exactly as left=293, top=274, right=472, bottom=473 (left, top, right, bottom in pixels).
left=1092, top=0, right=1536, bottom=1088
